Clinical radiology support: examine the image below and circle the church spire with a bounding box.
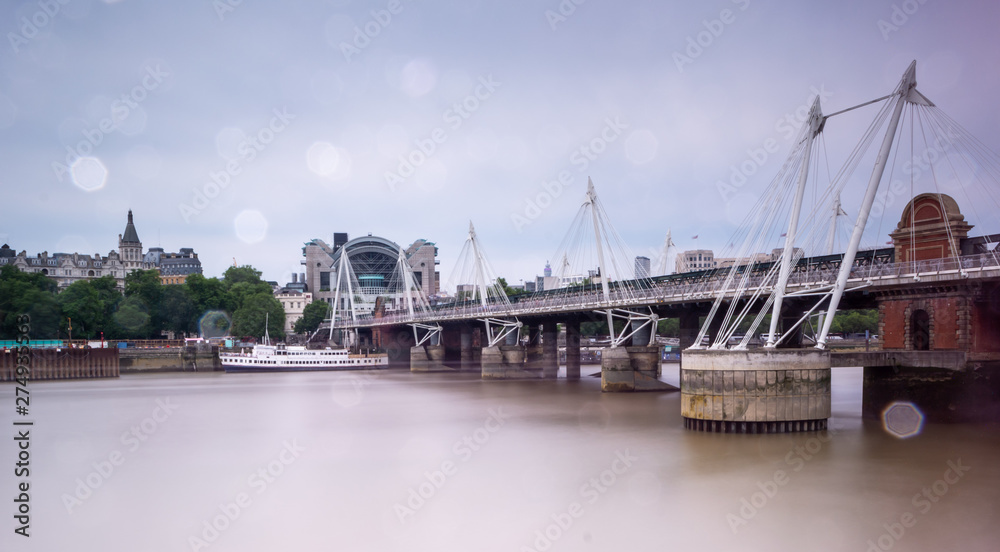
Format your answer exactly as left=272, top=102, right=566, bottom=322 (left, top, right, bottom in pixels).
left=121, top=209, right=141, bottom=244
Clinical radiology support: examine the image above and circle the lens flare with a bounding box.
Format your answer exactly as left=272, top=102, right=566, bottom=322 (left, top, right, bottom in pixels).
left=198, top=310, right=232, bottom=339
left=882, top=401, right=924, bottom=439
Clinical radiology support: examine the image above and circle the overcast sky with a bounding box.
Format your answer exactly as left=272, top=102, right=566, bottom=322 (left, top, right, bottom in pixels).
left=2, top=0, right=998, bottom=288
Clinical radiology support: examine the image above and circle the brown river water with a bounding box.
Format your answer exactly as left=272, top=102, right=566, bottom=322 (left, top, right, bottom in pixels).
left=1, top=364, right=998, bottom=551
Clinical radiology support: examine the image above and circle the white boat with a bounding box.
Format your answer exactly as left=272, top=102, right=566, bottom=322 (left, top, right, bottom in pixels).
left=220, top=343, right=387, bottom=373
left=219, top=313, right=387, bottom=372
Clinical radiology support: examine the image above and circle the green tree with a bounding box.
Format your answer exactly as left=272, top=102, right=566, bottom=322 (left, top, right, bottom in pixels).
left=496, top=277, right=525, bottom=297
left=0, top=265, right=60, bottom=339
left=57, top=280, right=102, bottom=339
left=294, top=300, right=329, bottom=334
left=160, top=285, right=197, bottom=336
left=124, top=269, right=164, bottom=338
left=830, top=309, right=878, bottom=335
left=223, top=265, right=264, bottom=287
left=656, top=318, right=680, bottom=337
left=231, top=293, right=285, bottom=341
left=186, top=273, right=230, bottom=314
left=113, top=295, right=152, bottom=339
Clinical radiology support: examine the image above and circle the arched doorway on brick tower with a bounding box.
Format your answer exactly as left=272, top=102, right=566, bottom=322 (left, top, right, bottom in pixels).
left=911, top=309, right=930, bottom=350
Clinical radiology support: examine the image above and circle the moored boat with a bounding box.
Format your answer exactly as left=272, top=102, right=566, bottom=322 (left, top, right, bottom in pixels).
left=220, top=343, right=387, bottom=373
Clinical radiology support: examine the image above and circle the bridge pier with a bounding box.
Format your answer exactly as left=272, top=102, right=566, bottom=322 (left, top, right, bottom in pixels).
left=524, top=324, right=545, bottom=373
left=565, top=318, right=581, bottom=380
left=861, top=364, right=1000, bottom=423
left=482, top=345, right=539, bottom=379
left=681, top=349, right=831, bottom=433
left=410, top=345, right=450, bottom=372
left=542, top=323, right=559, bottom=378
left=459, top=324, right=479, bottom=372
left=601, top=346, right=676, bottom=392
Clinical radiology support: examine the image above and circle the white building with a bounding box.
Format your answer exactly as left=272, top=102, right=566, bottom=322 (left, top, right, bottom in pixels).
left=275, top=290, right=314, bottom=334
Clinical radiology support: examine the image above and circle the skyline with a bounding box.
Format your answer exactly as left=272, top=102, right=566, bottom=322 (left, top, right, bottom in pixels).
left=2, top=0, right=999, bottom=288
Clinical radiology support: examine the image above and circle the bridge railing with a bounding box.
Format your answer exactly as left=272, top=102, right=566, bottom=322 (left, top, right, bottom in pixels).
left=328, top=254, right=1000, bottom=329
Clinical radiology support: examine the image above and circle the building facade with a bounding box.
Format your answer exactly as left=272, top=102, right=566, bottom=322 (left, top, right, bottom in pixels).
left=275, top=290, right=314, bottom=334
left=302, top=232, right=440, bottom=308
left=675, top=249, right=717, bottom=273
left=0, top=210, right=200, bottom=290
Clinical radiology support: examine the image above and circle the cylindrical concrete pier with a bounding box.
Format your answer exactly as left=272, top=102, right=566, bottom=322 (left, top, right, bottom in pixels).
left=681, top=348, right=831, bottom=433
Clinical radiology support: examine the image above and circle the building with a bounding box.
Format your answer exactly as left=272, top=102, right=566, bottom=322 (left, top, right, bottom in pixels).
left=118, top=210, right=146, bottom=273
left=275, top=290, right=314, bottom=334
left=635, top=256, right=651, bottom=279
left=0, top=246, right=129, bottom=289
left=716, top=253, right=771, bottom=268
left=405, top=239, right=440, bottom=296
left=302, top=232, right=440, bottom=309
left=0, top=210, right=200, bottom=291
left=161, top=274, right=189, bottom=285
left=146, top=247, right=203, bottom=278
left=0, top=211, right=155, bottom=290
left=675, top=249, right=717, bottom=273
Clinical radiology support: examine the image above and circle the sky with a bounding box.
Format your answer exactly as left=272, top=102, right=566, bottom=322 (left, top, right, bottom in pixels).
left=1, top=0, right=999, bottom=289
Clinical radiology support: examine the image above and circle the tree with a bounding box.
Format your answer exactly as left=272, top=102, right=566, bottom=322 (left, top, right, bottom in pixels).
left=223, top=265, right=264, bottom=287
left=124, top=269, right=163, bottom=337
left=114, top=296, right=152, bottom=339
left=57, top=280, right=102, bottom=339
left=496, top=277, right=524, bottom=297
left=0, top=265, right=60, bottom=339
left=231, top=293, right=285, bottom=341
left=160, top=285, right=196, bottom=336
left=294, top=300, right=329, bottom=335
left=186, top=273, right=230, bottom=314
left=830, top=309, right=878, bottom=335
left=656, top=318, right=679, bottom=337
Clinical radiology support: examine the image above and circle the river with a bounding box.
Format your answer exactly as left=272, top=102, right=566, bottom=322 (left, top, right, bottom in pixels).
left=1, top=365, right=998, bottom=551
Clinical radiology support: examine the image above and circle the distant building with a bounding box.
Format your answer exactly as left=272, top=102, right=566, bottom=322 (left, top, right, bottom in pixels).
left=1, top=210, right=201, bottom=290
left=275, top=290, right=314, bottom=333
left=0, top=210, right=155, bottom=290
left=161, top=274, right=189, bottom=285
left=302, top=232, right=440, bottom=308
left=675, top=249, right=716, bottom=273
left=635, top=256, right=650, bottom=279
left=716, top=253, right=771, bottom=268
left=770, top=247, right=805, bottom=262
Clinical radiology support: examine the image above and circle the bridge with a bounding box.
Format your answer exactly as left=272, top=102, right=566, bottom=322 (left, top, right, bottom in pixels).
left=315, top=62, right=1000, bottom=432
